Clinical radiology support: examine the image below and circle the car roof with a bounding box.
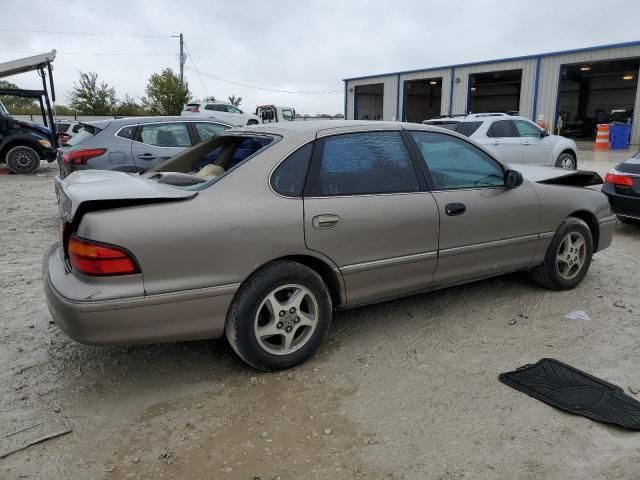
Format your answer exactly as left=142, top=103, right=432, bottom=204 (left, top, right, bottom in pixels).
left=425, top=114, right=533, bottom=124
left=88, top=116, right=235, bottom=128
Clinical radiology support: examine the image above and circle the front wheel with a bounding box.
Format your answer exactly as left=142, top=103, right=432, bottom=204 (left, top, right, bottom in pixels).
left=555, top=152, right=576, bottom=170
left=225, top=261, right=332, bottom=371
left=247, top=120, right=259, bottom=126
left=6, top=145, right=41, bottom=174
left=530, top=217, right=593, bottom=290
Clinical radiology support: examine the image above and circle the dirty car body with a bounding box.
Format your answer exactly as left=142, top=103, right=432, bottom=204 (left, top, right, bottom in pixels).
left=44, top=121, right=616, bottom=370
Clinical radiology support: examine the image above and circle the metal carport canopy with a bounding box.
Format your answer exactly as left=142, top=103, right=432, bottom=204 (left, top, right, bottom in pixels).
left=0, top=50, right=56, bottom=79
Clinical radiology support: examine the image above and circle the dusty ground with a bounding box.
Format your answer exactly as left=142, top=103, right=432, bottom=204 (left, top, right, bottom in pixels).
left=1, top=143, right=640, bottom=480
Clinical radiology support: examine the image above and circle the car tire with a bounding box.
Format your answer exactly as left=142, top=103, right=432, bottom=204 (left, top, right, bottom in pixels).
left=530, top=217, right=593, bottom=291
left=6, top=145, right=41, bottom=174
left=555, top=152, right=576, bottom=170
left=247, top=120, right=259, bottom=126
left=225, top=260, right=333, bottom=371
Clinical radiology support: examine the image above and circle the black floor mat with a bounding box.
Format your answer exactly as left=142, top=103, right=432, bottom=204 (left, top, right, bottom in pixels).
left=499, top=358, right=640, bottom=430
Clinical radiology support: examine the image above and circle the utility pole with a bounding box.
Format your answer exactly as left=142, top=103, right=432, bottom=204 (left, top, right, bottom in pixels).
left=179, top=33, right=185, bottom=87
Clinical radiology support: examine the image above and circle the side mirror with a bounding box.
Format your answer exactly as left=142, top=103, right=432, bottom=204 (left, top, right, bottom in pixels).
left=505, top=169, right=523, bottom=188
left=540, top=129, right=550, bottom=137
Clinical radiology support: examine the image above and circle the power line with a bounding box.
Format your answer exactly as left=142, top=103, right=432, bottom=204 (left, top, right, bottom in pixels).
left=182, top=42, right=209, bottom=97
left=0, top=50, right=174, bottom=57
left=183, top=66, right=342, bottom=95
left=0, top=28, right=173, bottom=38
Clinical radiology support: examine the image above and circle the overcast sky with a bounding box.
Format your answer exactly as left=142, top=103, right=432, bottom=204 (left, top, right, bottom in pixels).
left=1, top=0, right=639, bottom=115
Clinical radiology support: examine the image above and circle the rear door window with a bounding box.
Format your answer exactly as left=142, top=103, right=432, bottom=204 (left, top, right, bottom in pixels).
left=487, top=120, right=517, bottom=138
left=139, top=123, right=191, bottom=147
left=116, top=125, right=136, bottom=140
left=194, top=122, right=229, bottom=141
left=308, top=131, right=420, bottom=196
left=456, top=121, right=483, bottom=137
left=271, top=143, right=313, bottom=196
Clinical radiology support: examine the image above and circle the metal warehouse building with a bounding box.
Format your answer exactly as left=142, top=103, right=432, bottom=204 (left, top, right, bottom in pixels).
left=343, top=41, right=640, bottom=144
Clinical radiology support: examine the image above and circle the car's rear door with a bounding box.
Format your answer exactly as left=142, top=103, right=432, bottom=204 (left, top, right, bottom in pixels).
left=514, top=119, right=553, bottom=165
left=481, top=120, right=523, bottom=163
left=303, top=129, right=440, bottom=306
left=407, top=130, right=540, bottom=286
left=131, top=122, right=193, bottom=170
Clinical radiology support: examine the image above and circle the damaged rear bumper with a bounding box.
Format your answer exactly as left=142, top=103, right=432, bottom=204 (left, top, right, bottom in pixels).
left=43, top=244, right=236, bottom=345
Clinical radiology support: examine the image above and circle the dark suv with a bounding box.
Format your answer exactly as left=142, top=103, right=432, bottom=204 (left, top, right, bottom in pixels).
left=0, top=100, right=57, bottom=173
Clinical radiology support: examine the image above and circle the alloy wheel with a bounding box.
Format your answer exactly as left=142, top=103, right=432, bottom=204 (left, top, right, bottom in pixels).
left=556, top=231, right=586, bottom=280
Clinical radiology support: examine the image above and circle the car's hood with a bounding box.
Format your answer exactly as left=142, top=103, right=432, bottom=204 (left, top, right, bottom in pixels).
left=56, top=170, right=197, bottom=222
left=12, top=118, right=52, bottom=137
left=514, top=164, right=603, bottom=187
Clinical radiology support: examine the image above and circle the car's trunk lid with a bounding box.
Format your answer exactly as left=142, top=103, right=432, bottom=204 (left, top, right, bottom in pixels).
left=56, top=170, right=197, bottom=222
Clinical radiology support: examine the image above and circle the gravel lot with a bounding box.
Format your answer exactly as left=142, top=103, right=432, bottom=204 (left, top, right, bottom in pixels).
left=1, top=143, right=639, bottom=480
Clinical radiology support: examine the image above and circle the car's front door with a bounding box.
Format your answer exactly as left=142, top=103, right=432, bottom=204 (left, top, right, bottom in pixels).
left=482, top=119, right=523, bottom=163
left=303, top=130, right=440, bottom=306
left=514, top=119, right=553, bottom=165
left=408, top=130, right=540, bottom=287
left=131, top=122, right=192, bottom=170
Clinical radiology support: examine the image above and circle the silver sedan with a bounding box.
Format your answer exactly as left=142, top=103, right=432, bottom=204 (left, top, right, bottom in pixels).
left=44, top=121, right=616, bottom=371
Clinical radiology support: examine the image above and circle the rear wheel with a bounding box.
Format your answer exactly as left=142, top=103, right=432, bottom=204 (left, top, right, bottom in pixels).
left=6, top=145, right=41, bottom=174
left=555, top=152, right=576, bottom=170
left=247, top=120, right=259, bottom=126
left=530, top=217, right=593, bottom=290
left=225, top=261, right=332, bottom=371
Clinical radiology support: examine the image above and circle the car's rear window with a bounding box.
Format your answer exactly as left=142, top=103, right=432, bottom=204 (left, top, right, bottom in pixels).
left=184, top=103, right=200, bottom=111
left=426, top=121, right=459, bottom=131
left=617, top=157, right=640, bottom=174
left=64, top=124, right=102, bottom=147
left=455, top=121, right=483, bottom=137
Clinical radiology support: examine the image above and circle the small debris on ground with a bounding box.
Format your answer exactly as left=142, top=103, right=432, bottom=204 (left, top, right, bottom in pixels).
left=323, top=428, right=333, bottom=435
left=158, top=449, right=175, bottom=464
left=564, top=310, right=590, bottom=321
left=613, top=301, right=627, bottom=309
left=629, top=386, right=640, bottom=395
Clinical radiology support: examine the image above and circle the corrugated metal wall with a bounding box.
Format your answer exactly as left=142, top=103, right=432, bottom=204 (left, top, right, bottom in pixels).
left=450, top=59, right=537, bottom=117
left=345, top=44, right=640, bottom=143
left=398, top=69, right=453, bottom=120
left=345, top=75, right=399, bottom=121
left=536, top=44, right=640, bottom=143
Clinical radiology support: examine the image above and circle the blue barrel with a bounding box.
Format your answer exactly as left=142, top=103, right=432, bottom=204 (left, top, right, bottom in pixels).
left=609, top=123, right=632, bottom=150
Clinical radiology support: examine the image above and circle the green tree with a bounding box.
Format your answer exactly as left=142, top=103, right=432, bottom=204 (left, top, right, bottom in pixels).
left=0, top=80, right=38, bottom=113
left=203, top=95, right=216, bottom=102
left=142, top=68, right=190, bottom=115
left=54, top=105, right=75, bottom=116
left=115, top=94, right=146, bottom=116
left=68, top=71, right=118, bottom=115
left=227, top=94, right=242, bottom=107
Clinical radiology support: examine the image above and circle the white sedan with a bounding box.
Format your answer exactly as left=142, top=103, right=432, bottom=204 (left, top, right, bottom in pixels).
left=182, top=101, right=260, bottom=126
left=424, top=113, right=578, bottom=169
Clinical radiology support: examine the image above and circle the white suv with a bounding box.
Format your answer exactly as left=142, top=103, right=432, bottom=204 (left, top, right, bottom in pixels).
left=424, top=113, right=578, bottom=169
left=182, top=101, right=260, bottom=126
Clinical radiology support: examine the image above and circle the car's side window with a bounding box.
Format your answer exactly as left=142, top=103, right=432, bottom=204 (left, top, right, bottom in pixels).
left=487, top=120, right=517, bottom=138
left=410, top=131, right=505, bottom=190
left=282, top=109, right=295, bottom=121
left=228, top=106, right=241, bottom=114
left=117, top=125, right=136, bottom=140
left=514, top=120, right=542, bottom=138
left=139, top=123, right=191, bottom=148
left=194, top=122, right=229, bottom=141
left=72, top=124, right=83, bottom=133
left=205, top=104, right=215, bottom=111
left=271, top=143, right=313, bottom=197
left=309, top=131, right=420, bottom=196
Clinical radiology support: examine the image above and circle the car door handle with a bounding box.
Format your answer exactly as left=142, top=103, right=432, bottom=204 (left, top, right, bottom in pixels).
left=445, top=203, right=466, bottom=216
left=491, top=140, right=500, bottom=145
left=312, top=214, right=341, bottom=229
left=523, top=141, right=531, bottom=146
left=138, top=154, right=156, bottom=160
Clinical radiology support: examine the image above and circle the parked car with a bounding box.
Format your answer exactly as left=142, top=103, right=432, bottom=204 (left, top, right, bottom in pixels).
left=182, top=101, right=260, bottom=126
left=602, top=151, right=640, bottom=224
left=0, top=99, right=57, bottom=173
left=55, top=120, right=82, bottom=144
left=256, top=105, right=296, bottom=123
left=57, top=116, right=233, bottom=177
left=423, top=113, right=578, bottom=169
left=45, top=121, right=615, bottom=371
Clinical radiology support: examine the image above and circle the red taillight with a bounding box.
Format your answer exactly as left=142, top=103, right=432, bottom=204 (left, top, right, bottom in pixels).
left=68, top=235, right=139, bottom=276
left=604, top=171, right=634, bottom=187
left=62, top=148, right=106, bottom=165
left=191, top=106, right=199, bottom=113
